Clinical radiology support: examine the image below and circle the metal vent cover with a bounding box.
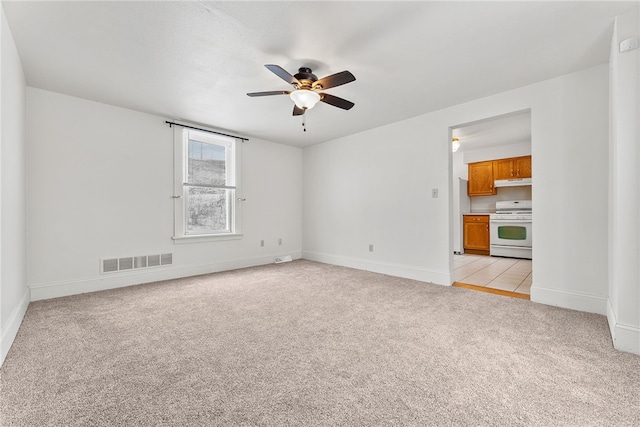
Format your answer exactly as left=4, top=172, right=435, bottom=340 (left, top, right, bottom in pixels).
left=161, top=253, right=172, bottom=265
left=119, top=257, right=133, bottom=270
left=102, top=258, right=118, bottom=273
left=134, top=256, right=147, bottom=269
left=101, top=253, right=173, bottom=274
left=147, top=254, right=161, bottom=267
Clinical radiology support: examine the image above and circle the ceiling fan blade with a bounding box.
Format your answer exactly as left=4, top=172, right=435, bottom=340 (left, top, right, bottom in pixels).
left=247, top=90, right=290, bottom=97
left=293, top=105, right=305, bottom=116
left=265, top=64, right=300, bottom=86
left=320, top=93, right=355, bottom=110
left=314, top=71, right=355, bottom=90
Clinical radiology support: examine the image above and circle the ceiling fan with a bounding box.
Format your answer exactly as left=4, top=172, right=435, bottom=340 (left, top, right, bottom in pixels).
left=247, top=64, right=356, bottom=116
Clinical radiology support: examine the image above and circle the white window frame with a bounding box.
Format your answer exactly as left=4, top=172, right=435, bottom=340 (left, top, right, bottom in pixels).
left=172, top=125, right=242, bottom=243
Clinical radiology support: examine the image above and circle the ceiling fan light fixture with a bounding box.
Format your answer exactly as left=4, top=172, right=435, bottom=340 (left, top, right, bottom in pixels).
left=290, top=89, right=321, bottom=110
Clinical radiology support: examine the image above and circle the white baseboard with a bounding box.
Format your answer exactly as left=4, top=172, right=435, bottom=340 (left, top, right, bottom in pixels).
left=302, top=251, right=450, bottom=285
left=607, top=299, right=640, bottom=355
left=530, top=285, right=608, bottom=315
left=1, top=288, right=30, bottom=367
left=29, top=252, right=302, bottom=301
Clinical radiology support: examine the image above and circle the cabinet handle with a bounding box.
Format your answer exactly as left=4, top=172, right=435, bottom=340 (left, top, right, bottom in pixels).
left=510, top=169, right=513, bottom=176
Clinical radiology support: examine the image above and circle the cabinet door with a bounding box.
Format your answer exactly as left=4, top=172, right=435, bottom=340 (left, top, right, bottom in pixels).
left=514, top=156, right=532, bottom=178
left=463, top=217, right=490, bottom=251
left=493, top=158, right=514, bottom=180
left=468, top=161, right=496, bottom=196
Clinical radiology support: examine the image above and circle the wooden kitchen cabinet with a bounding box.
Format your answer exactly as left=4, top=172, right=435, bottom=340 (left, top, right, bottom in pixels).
left=467, top=161, right=496, bottom=196
left=514, top=156, right=532, bottom=178
left=463, top=215, right=490, bottom=255
left=493, top=158, right=515, bottom=180
left=493, top=156, right=532, bottom=180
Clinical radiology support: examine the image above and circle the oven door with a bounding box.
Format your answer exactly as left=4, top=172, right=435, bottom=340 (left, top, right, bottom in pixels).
left=490, top=218, right=532, bottom=258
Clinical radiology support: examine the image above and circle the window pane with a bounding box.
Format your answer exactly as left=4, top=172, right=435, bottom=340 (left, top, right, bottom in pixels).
left=185, top=187, right=232, bottom=234
left=187, top=139, right=227, bottom=186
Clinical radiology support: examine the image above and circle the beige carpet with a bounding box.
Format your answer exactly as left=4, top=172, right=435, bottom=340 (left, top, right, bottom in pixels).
left=1, top=260, right=639, bottom=426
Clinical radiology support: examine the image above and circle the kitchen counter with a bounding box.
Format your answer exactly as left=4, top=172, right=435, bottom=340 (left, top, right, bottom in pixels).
left=463, top=212, right=493, bottom=216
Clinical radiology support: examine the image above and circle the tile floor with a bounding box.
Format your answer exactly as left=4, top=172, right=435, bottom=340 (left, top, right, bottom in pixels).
left=454, top=254, right=532, bottom=295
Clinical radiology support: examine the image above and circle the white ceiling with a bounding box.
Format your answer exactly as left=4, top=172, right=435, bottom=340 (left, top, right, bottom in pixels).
left=3, top=1, right=638, bottom=147
left=452, top=110, right=532, bottom=152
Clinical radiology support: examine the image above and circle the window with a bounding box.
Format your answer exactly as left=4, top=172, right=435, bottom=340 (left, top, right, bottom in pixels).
left=173, top=126, right=241, bottom=241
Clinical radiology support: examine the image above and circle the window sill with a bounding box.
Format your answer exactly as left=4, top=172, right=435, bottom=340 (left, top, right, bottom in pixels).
left=172, top=233, right=243, bottom=244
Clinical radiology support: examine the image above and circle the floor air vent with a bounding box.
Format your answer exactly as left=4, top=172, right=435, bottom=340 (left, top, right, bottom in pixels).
left=274, top=255, right=293, bottom=264
left=101, top=253, right=173, bottom=274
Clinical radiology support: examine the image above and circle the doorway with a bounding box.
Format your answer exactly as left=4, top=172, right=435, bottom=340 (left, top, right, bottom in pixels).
left=449, top=110, right=532, bottom=298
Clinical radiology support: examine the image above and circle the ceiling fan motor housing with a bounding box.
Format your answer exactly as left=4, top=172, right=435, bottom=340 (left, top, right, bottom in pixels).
left=294, top=67, right=318, bottom=89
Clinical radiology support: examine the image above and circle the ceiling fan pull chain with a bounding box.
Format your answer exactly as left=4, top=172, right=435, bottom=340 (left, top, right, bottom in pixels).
left=302, top=112, right=307, bottom=132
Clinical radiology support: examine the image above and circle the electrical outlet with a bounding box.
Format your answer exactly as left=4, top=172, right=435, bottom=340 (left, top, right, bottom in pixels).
left=369, top=244, right=374, bottom=252
left=260, top=240, right=264, bottom=247
left=278, top=238, right=282, bottom=245
left=620, top=37, right=639, bottom=53
left=432, top=188, right=438, bottom=198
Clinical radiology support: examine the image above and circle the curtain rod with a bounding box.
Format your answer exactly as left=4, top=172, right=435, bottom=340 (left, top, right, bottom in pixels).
left=165, top=121, right=249, bottom=141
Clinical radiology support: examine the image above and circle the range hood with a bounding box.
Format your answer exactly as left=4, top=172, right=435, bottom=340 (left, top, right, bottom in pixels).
left=494, top=177, right=532, bottom=187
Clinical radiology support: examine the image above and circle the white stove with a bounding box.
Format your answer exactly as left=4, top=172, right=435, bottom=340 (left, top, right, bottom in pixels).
left=492, top=212, right=532, bottom=220
left=493, top=200, right=532, bottom=215
left=489, top=200, right=532, bottom=259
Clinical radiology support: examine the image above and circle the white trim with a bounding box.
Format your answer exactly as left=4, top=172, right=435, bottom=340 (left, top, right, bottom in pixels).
left=29, top=253, right=302, bottom=301
left=172, top=233, right=243, bottom=244
left=302, top=251, right=450, bottom=285
left=530, top=285, right=607, bottom=315
left=607, top=299, right=640, bottom=355
left=171, top=233, right=242, bottom=245
left=1, top=288, right=30, bottom=367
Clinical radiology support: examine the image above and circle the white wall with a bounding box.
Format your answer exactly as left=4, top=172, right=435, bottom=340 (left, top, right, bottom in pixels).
left=26, top=88, right=302, bottom=300
left=303, top=114, right=451, bottom=284
left=303, top=64, right=610, bottom=315
left=452, top=150, right=467, bottom=182
left=462, top=142, right=531, bottom=165
left=608, top=9, right=640, bottom=354
left=1, top=8, right=29, bottom=366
